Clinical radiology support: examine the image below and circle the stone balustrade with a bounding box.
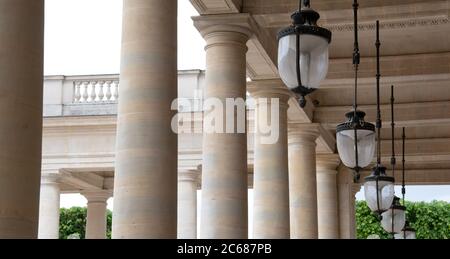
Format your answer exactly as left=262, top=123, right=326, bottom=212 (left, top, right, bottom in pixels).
left=43, top=70, right=206, bottom=117
left=73, top=80, right=119, bottom=103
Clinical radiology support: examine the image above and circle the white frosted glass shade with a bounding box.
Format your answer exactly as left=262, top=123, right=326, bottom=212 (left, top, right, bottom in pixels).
left=364, top=179, right=395, bottom=212
left=381, top=208, right=406, bottom=234
left=278, top=34, right=329, bottom=90
left=395, top=230, right=416, bottom=239
left=337, top=129, right=376, bottom=169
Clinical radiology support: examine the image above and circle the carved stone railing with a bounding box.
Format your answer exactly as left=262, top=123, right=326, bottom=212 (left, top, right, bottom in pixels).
left=43, top=70, right=206, bottom=117
left=73, top=80, right=119, bottom=103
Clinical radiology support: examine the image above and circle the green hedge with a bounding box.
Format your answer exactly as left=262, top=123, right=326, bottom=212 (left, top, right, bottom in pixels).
left=356, top=200, right=450, bottom=239
left=59, top=207, right=112, bottom=239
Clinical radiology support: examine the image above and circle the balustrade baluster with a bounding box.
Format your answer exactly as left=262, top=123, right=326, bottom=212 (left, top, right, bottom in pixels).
left=105, top=81, right=112, bottom=101
left=74, top=81, right=82, bottom=103
left=82, top=82, right=89, bottom=102
left=90, top=81, right=98, bottom=102
left=98, top=81, right=105, bottom=102
left=113, top=81, right=119, bottom=101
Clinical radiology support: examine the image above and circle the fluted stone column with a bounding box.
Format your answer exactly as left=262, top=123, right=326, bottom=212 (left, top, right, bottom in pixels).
left=288, top=124, right=320, bottom=239
left=199, top=25, right=251, bottom=239
left=250, top=82, right=291, bottom=239
left=38, top=173, right=61, bottom=239
left=178, top=170, right=199, bottom=239
left=83, top=192, right=111, bottom=239
left=337, top=166, right=358, bottom=239
left=0, top=0, right=45, bottom=239
left=112, top=0, right=178, bottom=239
left=316, top=155, right=341, bottom=239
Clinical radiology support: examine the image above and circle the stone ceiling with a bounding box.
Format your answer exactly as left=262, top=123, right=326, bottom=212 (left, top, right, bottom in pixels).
left=191, top=0, right=450, bottom=176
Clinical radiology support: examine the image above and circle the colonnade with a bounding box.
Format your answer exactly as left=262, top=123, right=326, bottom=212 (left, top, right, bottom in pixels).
left=0, top=0, right=358, bottom=239
left=37, top=173, right=111, bottom=239
left=35, top=163, right=356, bottom=239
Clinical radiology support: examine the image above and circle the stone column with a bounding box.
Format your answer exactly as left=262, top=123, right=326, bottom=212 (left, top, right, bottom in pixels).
left=83, top=191, right=111, bottom=239
left=178, top=170, right=200, bottom=239
left=199, top=24, right=251, bottom=239
left=288, top=124, right=320, bottom=239
left=38, top=173, right=61, bottom=239
left=337, top=166, right=358, bottom=239
left=112, top=0, right=178, bottom=239
left=0, top=0, right=45, bottom=239
left=250, top=82, right=291, bottom=239
left=316, top=155, right=341, bottom=239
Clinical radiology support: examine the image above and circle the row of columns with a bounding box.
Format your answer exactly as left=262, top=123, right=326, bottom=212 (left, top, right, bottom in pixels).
left=36, top=164, right=354, bottom=239
left=36, top=163, right=355, bottom=240
left=37, top=174, right=111, bottom=239
left=0, top=0, right=357, bottom=239
left=176, top=160, right=354, bottom=239
left=111, top=0, right=357, bottom=239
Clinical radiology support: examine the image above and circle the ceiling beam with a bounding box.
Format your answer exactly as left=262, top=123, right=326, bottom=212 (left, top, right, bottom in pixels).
left=315, top=101, right=450, bottom=128
left=360, top=169, right=450, bottom=185
left=190, top=0, right=242, bottom=15
left=313, top=74, right=450, bottom=107
left=60, top=171, right=105, bottom=191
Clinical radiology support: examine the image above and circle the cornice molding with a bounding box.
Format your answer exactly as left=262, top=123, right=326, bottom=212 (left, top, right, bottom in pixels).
left=326, top=16, right=450, bottom=32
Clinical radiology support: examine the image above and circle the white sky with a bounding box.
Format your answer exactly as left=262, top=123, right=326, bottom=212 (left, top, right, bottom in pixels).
left=49, top=0, right=449, bottom=237
left=44, top=0, right=205, bottom=75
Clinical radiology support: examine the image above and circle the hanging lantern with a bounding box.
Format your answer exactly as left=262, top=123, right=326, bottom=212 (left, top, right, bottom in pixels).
left=363, top=21, right=395, bottom=214
left=337, top=111, right=376, bottom=170
left=364, top=166, right=395, bottom=213
left=381, top=197, right=406, bottom=234
left=278, top=0, right=332, bottom=108
left=336, top=0, right=375, bottom=181
left=394, top=221, right=416, bottom=239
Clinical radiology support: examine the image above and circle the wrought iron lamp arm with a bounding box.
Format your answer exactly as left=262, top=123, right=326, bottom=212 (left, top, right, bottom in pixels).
left=375, top=21, right=382, bottom=166
left=294, top=0, right=314, bottom=108
left=391, top=85, right=396, bottom=177
left=402, top=128, right=406, bottom=204
left=352, top=0, right=361, bottom=180
left=402, top=127, right=407, bottom=239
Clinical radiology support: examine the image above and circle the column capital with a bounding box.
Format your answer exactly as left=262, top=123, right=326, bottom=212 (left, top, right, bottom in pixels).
left=247, top=80, right=292, bottom=105
left=41, top=172, right=61, bottom=185
left=352, top=184, right=362, bottom=197
left=178, top=169, right=200, bottom=184
left=288, top=123, right=321, bottom=145
left=193, top=14, right=253, bottom=39
left=82, top=191, right=112, bottom=203
left=193, top=15, right=252, bottom=52
left=316, top=154, right=342, bottom=174
left=201, top=25, right=251, bottom=53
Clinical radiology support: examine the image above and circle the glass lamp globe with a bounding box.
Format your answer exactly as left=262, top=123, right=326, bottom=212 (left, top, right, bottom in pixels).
left=278, top=6, right=331, bottom=107
left=278, top=32, right=330, bottom=90
left=336, top=111, right=376, bottom=169
left=394, top=222, right=416, bottom=239
left=381, top=197, right=406, bottom=234
left=364, top=166, right=395, bottom=213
